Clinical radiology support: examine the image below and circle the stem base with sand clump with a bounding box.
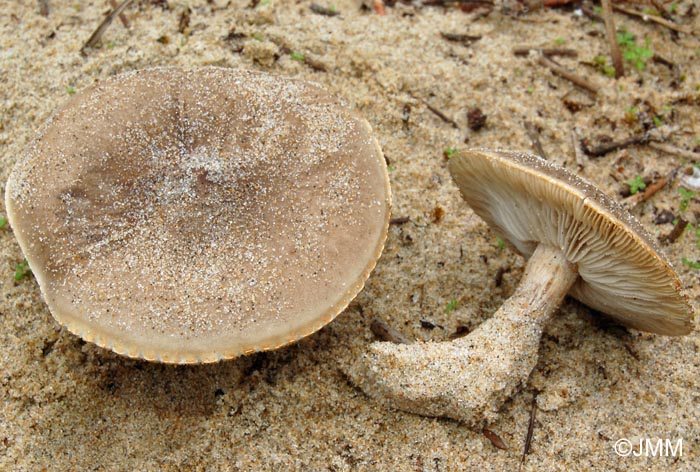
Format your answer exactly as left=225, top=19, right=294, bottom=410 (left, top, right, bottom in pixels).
left=348, top=245, right=578, bottom=426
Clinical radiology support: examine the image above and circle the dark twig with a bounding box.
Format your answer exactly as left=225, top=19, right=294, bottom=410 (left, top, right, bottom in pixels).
left=38, top=0, right=49, bottom=16
left=662, top=217, right=688, bottom=243
left=82, top=0, right=135, bottom=53
left=524, top=121, right=548, bottom=160
left=370, top=317, right=413, bottom=344
left=440, top=32, right=482, bottom=44
left=601, top=0, right=624, bottom=78
left=581, top=133, right=651, bottom=157
left=513, top=46, right=577, bottom=57
left=109, top=0, right=131, bottom=29
left=421, top=99, right=459, bottom=129
left=519, top=394, right=538, bottom=472
left=390, top=216, right=411, bottom=225
left=537, top=53, right=598, bottom=96
left=613, top=4, right=692, bottom=35
left=310, top=3, right=339, bottom=16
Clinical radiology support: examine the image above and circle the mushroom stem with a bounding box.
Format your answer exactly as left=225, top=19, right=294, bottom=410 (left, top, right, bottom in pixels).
left=348, top=244, right=578, bottom=426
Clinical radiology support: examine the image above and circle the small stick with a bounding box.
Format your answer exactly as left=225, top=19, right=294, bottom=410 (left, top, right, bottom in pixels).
left=513, top=46, right=577, bottom=57
left=519, top=394, right=538, bottom=472
left=422, top=100, right=459, bottom=129
left=38, top=0, right=49, bottom=16
left=537, top=53, right=598, bottom=96
left=580, top=3, right=602, bottom=22
left=581, top=133, right=650, bottom=157
left=649, top=142, right=700, bottom=161
left=613, top=4, right=692, bottom=35
left=370, top=317, right=412, bottom=344
left=390, top=216, right=410, bottom=225
left=524, top=120, right=548, bottom=160
left=81, top=0, right=135, bottom=53
left=109, top=0, right=131, bottom=29
left=440, top=32, right=482, bottom=44
left=309, top=3, right=339, bottom=16
left=662, top=217, right=688, bottom=243
left=623, top=175, right=669, bottom=209
left=601, top=0, right=624, bottom=78
left=571, top=127, right=586, bottom=169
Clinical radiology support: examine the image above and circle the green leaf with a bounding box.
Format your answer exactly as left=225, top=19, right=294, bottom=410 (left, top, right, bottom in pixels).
left=681, top=258, right=700, bottom=269
left=628, top=175, right=646, bottom=195
left=0, top=215, right=6, bottom=229
left=14, top=259, right=31, bottom=281
left=443, top=147, right=458, bottom=159
left=446, top=299, right=458, bottom=312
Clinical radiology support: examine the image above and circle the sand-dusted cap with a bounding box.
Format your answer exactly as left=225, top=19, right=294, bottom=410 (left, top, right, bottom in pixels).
left=5, top=67, right=391, bottom=363
left=449, top=149, right=692, bottom=335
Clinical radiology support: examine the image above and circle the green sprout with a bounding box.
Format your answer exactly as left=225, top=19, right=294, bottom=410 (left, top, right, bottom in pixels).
left=679, top=188, right=696, bottom=212
left=106, top=41, right=117, bottom=49
left=446, top=299, right=458, bottom=313
left=387, top=165, right=395, bottom=172
left=593, top=55, right=616, bottom=78
left=0, top=215, right=6, bottom=229
left=681, top=258, right=700, bottom=270
left=617, top=29, right=653, bottom=71
left=252, top=33, right=264, bottom=41
left=496, top=236, right=505, bottom=250
left=526, top=87, right=534, bottom=94
left=66, top=86, right=76, bottom=95
left=628, top=175, right=647, bottom=195
left=554, top=38, right=566, bottom=45
left=443, top=147, right=458, bottom=159
left=652, top=115, right=664, bottom=127
left=14, top=259, right=31, bottom=281
left=290, top=51, right=305, bottom=61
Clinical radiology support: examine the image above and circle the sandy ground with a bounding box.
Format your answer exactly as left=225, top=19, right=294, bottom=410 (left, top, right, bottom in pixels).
left=1, top=0, right=700, bottom=470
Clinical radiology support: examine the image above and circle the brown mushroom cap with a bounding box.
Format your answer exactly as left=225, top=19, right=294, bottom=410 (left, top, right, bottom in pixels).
left=6, top=67, right=391, bottom=363
left=448, top=149, right=693, bottom=336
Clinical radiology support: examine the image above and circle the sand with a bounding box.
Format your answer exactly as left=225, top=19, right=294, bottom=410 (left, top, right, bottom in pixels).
left=1, top=1, right=699, bottom=470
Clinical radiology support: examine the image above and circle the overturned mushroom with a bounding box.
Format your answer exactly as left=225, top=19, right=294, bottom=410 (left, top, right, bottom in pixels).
left=349, top=149, right=693, bottom=426
left=5, top=67, right=391, bottom=364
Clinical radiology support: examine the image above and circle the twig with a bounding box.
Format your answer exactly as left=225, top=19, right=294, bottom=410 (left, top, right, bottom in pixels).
left=519, top=394, right=538, bottom=472
left=483, top=429, right=508, bottom=450
left=649, top=142, right=700, bottom=161
left=440, top=32, right=482, bottom=44
left=38, top=0, right=49, bottom=16
left=370, top=317, right=412, bottom=344
left=580, top=2, right=602, bottom=22
left=109, top=0, right=131, bottom=29
left=601, top=0, right=624, bottom=78
left=421, top=99, right=459, bottom=129
left=613, top=4, right=692, bottom=35
left=662, top=217, right=688, bottom=243
left=81, top=0, right=135, bottom=53
left=524, top=121, right=548, bottom=160
left=309, top=3, right=339, bottom=16
left=581, top=133, right=651, bottom=157
left=389, top=216, right=410, bottom=225
left=622, top=174, right=670, bottom=209
left=571, top=127, right=586, bottom=169
left=537, top=53, right=598, bottom=96
left=513, top=46, right=577, bottom=57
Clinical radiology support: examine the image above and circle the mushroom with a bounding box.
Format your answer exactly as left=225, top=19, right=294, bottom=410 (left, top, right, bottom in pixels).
left=349, top=149, right=693, bottom=426
left=5, top=67, right=391, bottom=364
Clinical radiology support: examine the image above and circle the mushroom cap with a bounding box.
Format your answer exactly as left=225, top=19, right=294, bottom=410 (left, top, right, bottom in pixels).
left=6, top=67, right=391, bottom=363
left=448, top=149, right=693, bottom=336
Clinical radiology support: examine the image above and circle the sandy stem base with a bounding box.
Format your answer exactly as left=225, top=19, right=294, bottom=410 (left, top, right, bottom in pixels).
left=347, top=244, right=578, bottom=426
